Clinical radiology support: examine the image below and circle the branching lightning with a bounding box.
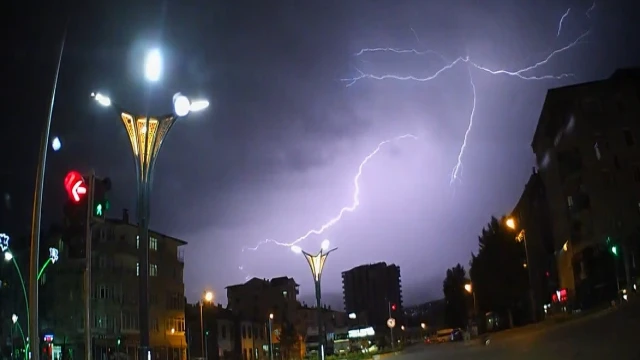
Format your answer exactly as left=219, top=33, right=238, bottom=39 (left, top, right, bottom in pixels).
left=451, top=67, right=477, bottom=185
left=342, top=7, right=591, bottom=185
left=557, top=8, right=571, bottom=37
left=242, top=134, right=418, bottom=252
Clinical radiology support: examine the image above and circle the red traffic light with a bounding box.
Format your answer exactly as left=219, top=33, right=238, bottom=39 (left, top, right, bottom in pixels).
left=64, top=170, right=87, bottom=203
left=391, top=304, right=397, bottom=311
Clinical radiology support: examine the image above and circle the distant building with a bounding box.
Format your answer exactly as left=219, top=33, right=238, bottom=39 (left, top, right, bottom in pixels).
left=531, top=68, right=640, bottom=308
left=226, top=277, right=299, bottom=325
left=294, top=304, right=348, bottom=336
left=403, top=299, right=445, bottom=330
left=509, top=168, right=558, bottom=320
left=49, top=208, right=187, bottom=359
left=185, top=303, right=269, bottom=360
left=342, top=262, right=403, bottom=328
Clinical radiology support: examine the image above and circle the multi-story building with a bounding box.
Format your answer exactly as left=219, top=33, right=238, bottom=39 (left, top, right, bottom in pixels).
left=50, top=208, right=188, bottom=360
left=226, top=277, right=299, bottom=325
left=294, top=304, right=347, bottom=336
left=185, top=303, right=269, bottom=360
left=531, top=68, right=640, bottom=308
left=342, top=262, right=403, bottom=328
left=509, top=168, right=558, bottom=320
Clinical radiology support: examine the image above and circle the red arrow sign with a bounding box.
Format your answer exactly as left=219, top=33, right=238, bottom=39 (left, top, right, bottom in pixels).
left=64, top=170, right=87, bottom=203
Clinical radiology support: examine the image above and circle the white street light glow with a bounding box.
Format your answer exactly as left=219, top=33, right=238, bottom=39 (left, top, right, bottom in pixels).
left=173, top=93, right=191, bottom=117
left=190, top=100, right=210, bottom=112
left=144, top=49, right=162, bottom=82
left=91, top=92, right=112, bottom=107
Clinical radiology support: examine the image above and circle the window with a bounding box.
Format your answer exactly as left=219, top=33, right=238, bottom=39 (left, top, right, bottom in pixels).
left=633, top=165, right=640, bottom=183
left=242, top=325, right=247, bottom=339
left=151, top=318, right=159, bottom=332
left=567, top=196, right=574, bottom=208
left=166, top=318, right=185, bottom=333
left=137, top=263, right=158, bottom=276
left=137, top=236, right=159, bottom=251
left=594, top=142, right=601, bottom=160
left=602, top=170, right=613, bottom=187
left=96, top=285, right=111, bottom=300
left=121, top=311, right=139, bottom=330
left=623, top=129, right=635, bottom=146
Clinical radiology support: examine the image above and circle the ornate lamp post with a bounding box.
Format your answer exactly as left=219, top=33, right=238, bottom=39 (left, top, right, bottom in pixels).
left=291, top=240, right=337, bottom=360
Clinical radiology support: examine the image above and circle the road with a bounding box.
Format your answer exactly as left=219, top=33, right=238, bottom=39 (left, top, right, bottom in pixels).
left=395, top=301, right=640, bottom=359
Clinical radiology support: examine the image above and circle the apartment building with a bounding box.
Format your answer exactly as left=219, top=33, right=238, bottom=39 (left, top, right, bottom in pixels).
left=49, top=209, right=187, bottom=360
left=531, top=68, right=640, bottom=307
left=226, top=277, right=299, bottom=325
left=342, top=262, right=403, bottom=328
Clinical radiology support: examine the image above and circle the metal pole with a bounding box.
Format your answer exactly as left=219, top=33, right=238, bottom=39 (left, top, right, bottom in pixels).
left=268, top=319, right=273, bottom=360
left=522, top=232, right=536, bottom=322
left=314, top=280, right=322, bottom=360
left=200, top=302, right=205, bottom=358
left=204, top=332, right=208, bottom=360
left=11, top=323, right=14, bottom=358
left=84, top=173, right=95, bottom=360
left=387, top=302, right=394, bottom=350
left=28, top=24, right=67, bottom=360
left=138, top=177, right=151, bottom=360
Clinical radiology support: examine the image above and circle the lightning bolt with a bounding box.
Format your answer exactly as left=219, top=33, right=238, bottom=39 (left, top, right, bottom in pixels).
left=342, top=8, right=590, bottom=184
left=243, top=134, right=418, bottom=251
left=451, top=67, right=476, bottom=185
left=586, top=2, right=596, bottom=18
left=557, top=8, right=571, bottom=37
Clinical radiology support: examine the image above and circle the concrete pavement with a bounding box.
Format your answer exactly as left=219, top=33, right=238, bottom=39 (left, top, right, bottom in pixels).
left=391, top=301, right=640, bottom=359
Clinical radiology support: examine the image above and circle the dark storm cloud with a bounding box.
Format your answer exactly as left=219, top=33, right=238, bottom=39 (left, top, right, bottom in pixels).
left=4, top=0, right=639, bottom=307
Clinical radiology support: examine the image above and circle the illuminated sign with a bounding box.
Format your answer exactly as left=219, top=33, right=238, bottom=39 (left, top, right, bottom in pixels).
left=43, top=334, right=54, bottom=342
left=552, top=288, right=568, bottom=303
left=348, top=327, right=375, bottom=338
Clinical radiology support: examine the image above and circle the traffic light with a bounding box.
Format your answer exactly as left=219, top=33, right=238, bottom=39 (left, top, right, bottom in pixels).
left=606, top=236, right=619, bottom=256
left=391, top=303, right=397, bottom=311
left=92, top=177, right=112, bottom=218
left=205, top=330, right=210, bottom=336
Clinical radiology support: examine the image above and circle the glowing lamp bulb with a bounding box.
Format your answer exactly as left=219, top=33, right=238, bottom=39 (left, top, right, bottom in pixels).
left=4, top=252, right=13, bottom=261
left=321, top=239, right=330, bottom=251
left=12, top=314, right=18, bottom=324
left=144, top=49, right=162, bottom=82
left=290, top=245, right=302, bottom=254
left=190, top=100, right=210, bottom=112
left=173, top=93, right=191, bottom=117
left=51, top=137, right=61, bottom=151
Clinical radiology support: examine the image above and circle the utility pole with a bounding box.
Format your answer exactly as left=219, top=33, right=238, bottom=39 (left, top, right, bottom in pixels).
left=84, top=172, right=95, bottom=360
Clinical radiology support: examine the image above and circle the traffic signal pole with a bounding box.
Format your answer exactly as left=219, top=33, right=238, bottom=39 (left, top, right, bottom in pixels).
left=84, top=172, right=95, bottom=360
left=388, top=302, right=394, bottom=350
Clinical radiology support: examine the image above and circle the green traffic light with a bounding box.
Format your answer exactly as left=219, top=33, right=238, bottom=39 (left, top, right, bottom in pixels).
left=96, top=203, right=103, bottom=216
left=117, top=339, right=121, bottom=346
left=611, top=246, right=618, bottom=256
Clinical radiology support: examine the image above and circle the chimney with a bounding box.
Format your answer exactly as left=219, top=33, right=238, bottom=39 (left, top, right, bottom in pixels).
left=122, top=208, right=129, bottom=224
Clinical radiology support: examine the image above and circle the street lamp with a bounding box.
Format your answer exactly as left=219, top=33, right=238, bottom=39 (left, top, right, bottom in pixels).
left=91, top=51, right=209, bottom=359
left=200, top=291, right=214, bottom=359
left=11, top=314, right=28, bottom=360
left=505, top=217, right=536, bottom=322
left=464, top=283, right=477, bottom=317
left=291, top=239, right=337, bottom=360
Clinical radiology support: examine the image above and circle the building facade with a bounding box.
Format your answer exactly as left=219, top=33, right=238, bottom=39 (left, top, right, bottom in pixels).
left=509, top=168, right=559, bottom=320
left=50, top=209, right=188, bottom=360
left=226, top=277, right=299, bottom=325
left=342, top=262, right=403, bottom=328
left=531, top=68, right=640, bottom=308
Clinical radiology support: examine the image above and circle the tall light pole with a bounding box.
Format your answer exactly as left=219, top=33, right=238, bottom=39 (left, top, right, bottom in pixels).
left=92, top=49, right=209, bottom=360
left=464, top=283, right=477, bottom=317
left=505, top=217, right=536, bottom=323
left=200, top=291, right=214, bottom=359
left=28, top=25, right=68, bottom=360
left=291, top=240, right=337, bottom=360
left=268, top=313, right=274, bottom=360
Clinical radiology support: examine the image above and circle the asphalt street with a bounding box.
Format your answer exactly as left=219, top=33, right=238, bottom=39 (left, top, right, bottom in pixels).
left=395, top=301, right=640, bottom=359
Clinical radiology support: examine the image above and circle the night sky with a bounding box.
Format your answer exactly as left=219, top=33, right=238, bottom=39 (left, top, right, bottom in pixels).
left=3, top=0, right=640, bottom=308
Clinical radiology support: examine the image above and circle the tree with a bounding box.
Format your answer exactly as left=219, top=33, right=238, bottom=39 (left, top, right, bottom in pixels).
left=470, top=216, right=528, bottom=328
left=277, top=322, right=300, bottom=360
left=442, top=263, right=469, bottom=328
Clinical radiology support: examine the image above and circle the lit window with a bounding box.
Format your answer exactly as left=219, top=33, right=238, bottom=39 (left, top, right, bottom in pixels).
left=150, top=264, right=158, bottom=277
left=567, top=196, right=574, bottom=208
left=594, top=142, right=601, bottom=160
left=150, top=237, right=158, bottom=251
left=136, top=263, right=139, bottom=276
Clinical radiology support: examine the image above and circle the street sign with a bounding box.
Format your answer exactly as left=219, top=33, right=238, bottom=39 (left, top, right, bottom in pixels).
left=387, top=318, right=396, bottom=329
